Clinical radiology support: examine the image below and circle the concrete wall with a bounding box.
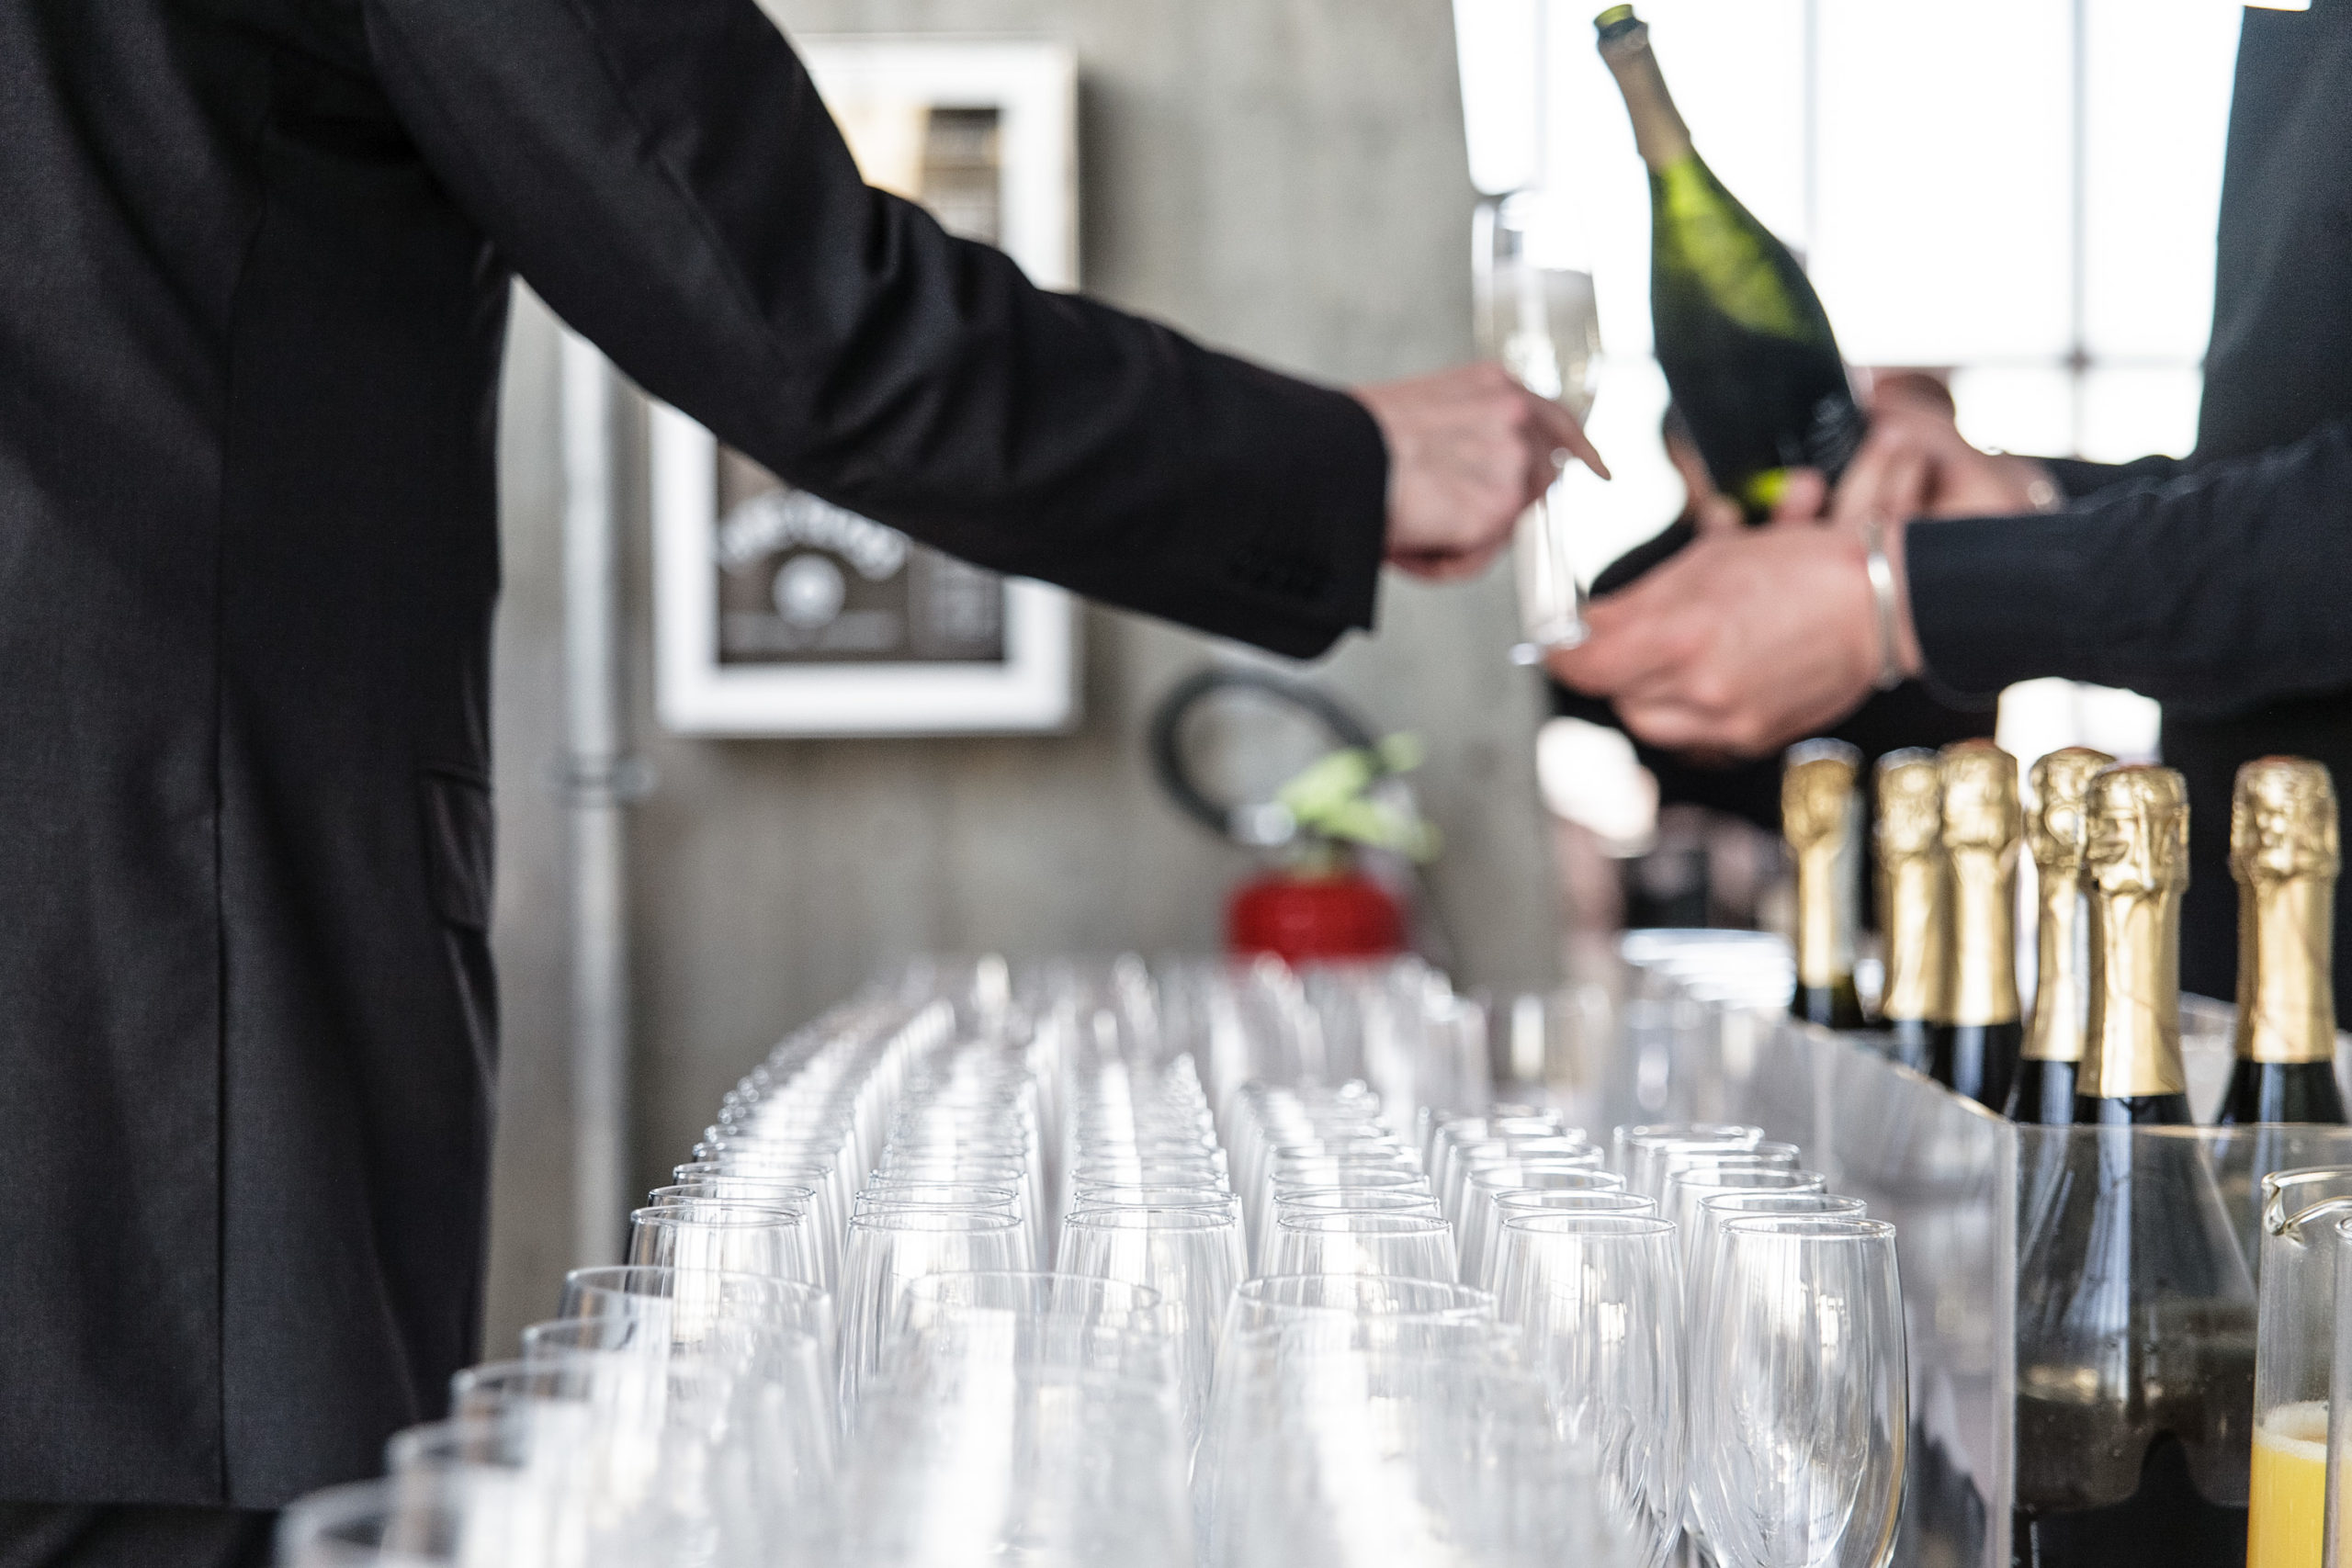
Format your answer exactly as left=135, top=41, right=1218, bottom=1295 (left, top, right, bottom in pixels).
left=480, top=0, right=1564, bottom=1348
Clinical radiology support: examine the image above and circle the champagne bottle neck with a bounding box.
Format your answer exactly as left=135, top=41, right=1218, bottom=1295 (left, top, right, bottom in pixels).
left=1793, top=838, right=1854, bottom=990
left=1597, top=21, right=1696, bottom=172
left=1949, top=841, right=2020, bottom=1027
left=1878, top=853, right=1949, bottom=1024
left=2236, top=874, right=2337, bottom=1063
left=2024, top=875, right=2091, bottom=1065
left=2082, top=884, right=2188, bottom=1100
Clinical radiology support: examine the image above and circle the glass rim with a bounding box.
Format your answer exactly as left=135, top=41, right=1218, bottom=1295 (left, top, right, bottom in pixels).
left=855, top=1180, right=1019, bottom=1199
left=1069, top=1175, right=1231, bottom=1190
left=845, top=1207, right=1023, bottom=1233
left=648, top=1180, right=816, bottom=1205
left=1272, top=1210, right=1450, bottom=1234
left=1493, top=1189, right=1654, bottom=1212
left=1069, top=1187, right=1234, bottom=1205
left=677, top=1158, right=833, bottom=1179
left=1668, top=1168, right=1826, bottom=1192
left=1499, top=1211, right=1674, bottom=1237
left=1718, top=1213, right=1895, bottom=1242
left=1468, top=1162, right=1617, bottom=1188
left=1617, top=1122, right=1762, bottom=1146
left=1697, top=1190, right=1864, bottom=1216
left=518, top=1314, right=825, bottom=1353
left=1274, top=1187, right=1439, bottom=1208
left=1062, top=1204, right=1238, bottom=1230
left=630, top=1201, right=808, bottom=1228
left=562, top=1263, right=831, bottom=1303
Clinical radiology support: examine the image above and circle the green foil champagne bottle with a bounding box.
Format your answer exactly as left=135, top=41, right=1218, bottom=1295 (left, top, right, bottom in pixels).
left=1594, top=6, right=1865, bottom=518
left=1784, top=739, right=1867, bottom=1030
left=2007, top=748, right=2114, bottom=1125
left=2216, top=756, right=2346, bottom=1125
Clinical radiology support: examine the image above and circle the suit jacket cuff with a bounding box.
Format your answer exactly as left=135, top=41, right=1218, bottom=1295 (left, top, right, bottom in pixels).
left=1906, top=512, right=2087, bottom=699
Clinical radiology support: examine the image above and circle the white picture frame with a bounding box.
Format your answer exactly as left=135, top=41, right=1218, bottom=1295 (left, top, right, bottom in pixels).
left=651, top=37, right=1080, bottom=737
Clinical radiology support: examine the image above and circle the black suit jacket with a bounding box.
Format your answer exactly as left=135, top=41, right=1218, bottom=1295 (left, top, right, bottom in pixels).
left=0, top=0, right=1385, bottom=1506
left=1905, top=0, right=2352, bottom=998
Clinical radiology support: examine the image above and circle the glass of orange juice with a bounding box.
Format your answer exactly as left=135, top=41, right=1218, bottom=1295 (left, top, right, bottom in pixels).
left=2254, top=1171, right=2352, bottom=1568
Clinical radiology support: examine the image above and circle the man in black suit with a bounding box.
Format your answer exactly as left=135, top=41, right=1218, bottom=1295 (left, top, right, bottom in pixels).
left=0, top=0, right=1594, bottom=1560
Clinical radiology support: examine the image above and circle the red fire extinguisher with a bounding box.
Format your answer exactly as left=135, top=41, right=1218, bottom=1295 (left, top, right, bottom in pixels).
left=1226, top=852, right=1408, bottom=964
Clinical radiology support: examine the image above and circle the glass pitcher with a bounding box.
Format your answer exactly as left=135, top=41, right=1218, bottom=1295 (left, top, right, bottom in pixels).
left=2252, top=1168, right=2352, bottom=1568
left=2327, top=1213, right=2352, bottom=1568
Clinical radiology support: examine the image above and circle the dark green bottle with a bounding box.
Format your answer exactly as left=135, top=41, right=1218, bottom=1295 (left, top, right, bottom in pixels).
left=1595, top=6, right=1864, bottom=519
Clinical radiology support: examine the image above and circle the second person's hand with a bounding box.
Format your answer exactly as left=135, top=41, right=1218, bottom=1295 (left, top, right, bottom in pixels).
left=1544, top=512, right=1922, bottom=757
left=1830, top=381, right=2058, bottom=529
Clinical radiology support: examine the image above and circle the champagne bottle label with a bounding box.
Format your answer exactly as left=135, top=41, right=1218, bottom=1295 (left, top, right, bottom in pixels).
left=1942, top=740, right=2022, bottom=1028
left=1874, top=750, right=1950, bottom=1025
left=2232, top=756, right=2338, bottom=1064
left=2022, top=748, right=2115, bottom=1066
left=2080, top=765, right=2191, bottom=1100
left=1785, top=740, right=1863, bottom=991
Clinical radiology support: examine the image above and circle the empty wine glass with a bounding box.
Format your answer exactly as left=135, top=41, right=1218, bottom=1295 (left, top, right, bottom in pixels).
left=627, top=1201, right=821, bottom=1289
left=1268, top=1211, right=1459, bottom=1281
left=1687, top=1193, right=1868, bottom=1323
left=1458, top=1163, right=1626, bottom=1286
left=1494, top=1212, right=1685, bottom=1568
left=1059, top=1205, right=1246, bottom=1452
left=839, top=1208, right=1026, bottom=1419
left=1197, top=1269, right=1583, bottom=1567
left=1614, top=1122, right=1764, bottom=1191
left=558, top=1264, right=838, bottom=1370
left=841, top=1355, right=1193, bottom=1568
left=1486, top=1189, right=1657, bottom=1292
left=1690, top=1215, right=1906, bottom=1568
left=1665, top=1168, right=1827, bottom=1266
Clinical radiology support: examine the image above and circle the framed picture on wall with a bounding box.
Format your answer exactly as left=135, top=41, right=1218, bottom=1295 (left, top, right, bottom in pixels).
left=651, top=38, right=1080, bottom=736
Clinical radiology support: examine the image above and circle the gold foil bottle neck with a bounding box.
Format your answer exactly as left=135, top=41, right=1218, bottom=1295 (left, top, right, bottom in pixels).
left=2022, top=747, right=2113, bottom=1065
left=1940, top=740, right=2021, bottom=1026
left=1785, top=739, right=1862, bottom=990
left=2232, top=756, right=2338, bottom=1064
left=1874, top=750, right=1948, bottom=1025
left=2080, top=764, right=2190, bottom=1100
left=2025, top=748, right=2113, bottom=878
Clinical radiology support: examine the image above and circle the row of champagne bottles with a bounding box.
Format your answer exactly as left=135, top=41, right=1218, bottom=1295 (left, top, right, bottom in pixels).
left=1781, top=738, right=2345, bottom=1129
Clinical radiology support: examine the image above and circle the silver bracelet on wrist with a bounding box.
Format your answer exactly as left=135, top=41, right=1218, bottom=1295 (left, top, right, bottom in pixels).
left=1860, top=518, right=1905, bottom=692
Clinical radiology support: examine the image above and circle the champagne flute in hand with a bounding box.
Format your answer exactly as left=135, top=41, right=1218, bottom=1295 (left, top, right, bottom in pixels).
left=1476, top=192, right=1602, bottom=658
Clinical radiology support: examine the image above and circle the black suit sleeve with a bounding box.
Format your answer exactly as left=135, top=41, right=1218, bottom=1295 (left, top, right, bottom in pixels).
left=2040, top=453, right=2188, bottom=501
left=1907, top=416, right=2352, bottom=720
left=360, top=0, right=1387, bottom=658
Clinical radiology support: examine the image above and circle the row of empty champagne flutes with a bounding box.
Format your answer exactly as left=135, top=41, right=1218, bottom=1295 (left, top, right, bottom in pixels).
left=275, top=961, right=1908, bottom=1568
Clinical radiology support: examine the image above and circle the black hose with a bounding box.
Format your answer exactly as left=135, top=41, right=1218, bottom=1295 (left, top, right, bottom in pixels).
left=1147, top=667, right=1380, bottom=841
